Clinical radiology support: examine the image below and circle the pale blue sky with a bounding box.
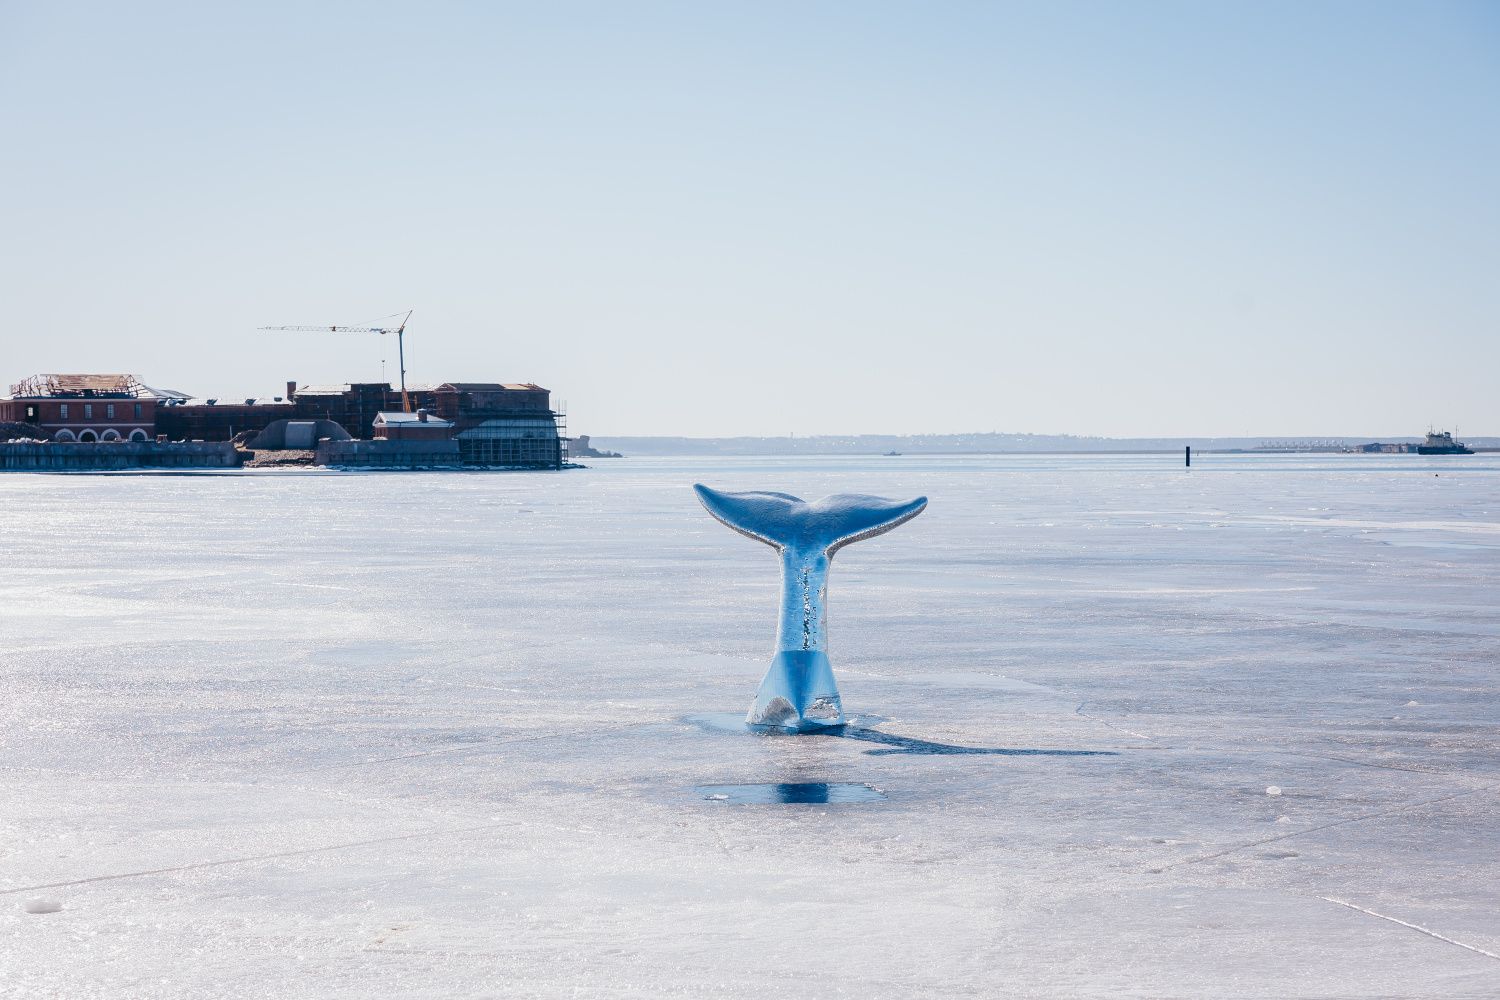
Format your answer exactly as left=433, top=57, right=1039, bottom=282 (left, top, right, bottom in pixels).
left=2, top=1, right=1496, bottom=437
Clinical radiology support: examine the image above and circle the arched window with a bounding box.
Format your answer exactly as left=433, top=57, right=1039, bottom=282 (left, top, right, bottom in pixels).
left=128, top=429, right=149, bottom=442
left=78, top=430, right=98, bottom=443
left=53, top=429, right=77, bottom=442
left=100, top=429, right=122, bottom=442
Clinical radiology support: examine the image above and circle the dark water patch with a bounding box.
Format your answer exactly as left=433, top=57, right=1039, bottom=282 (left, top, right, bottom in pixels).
left=698, top=782, right=886, bottom=804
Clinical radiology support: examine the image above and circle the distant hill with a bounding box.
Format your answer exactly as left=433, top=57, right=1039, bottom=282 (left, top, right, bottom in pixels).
left=588, top=433, right=1500, bottom=457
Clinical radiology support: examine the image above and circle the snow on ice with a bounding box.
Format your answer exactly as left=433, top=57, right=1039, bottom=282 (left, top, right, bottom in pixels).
left=1, top=454, right=1498, bottom=997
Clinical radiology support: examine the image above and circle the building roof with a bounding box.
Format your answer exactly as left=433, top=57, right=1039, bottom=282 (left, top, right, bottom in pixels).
left=137, top=383, right=195, bottom=401
left=176, top=397, right=292, bottom=407
left=374, top=410, right=454, bottom=427
left=8, top=375, right=199, bottom=400
left=9, top=373, right=148, bottom=398
left=437, top=382, right=506, bottom=392
left=435, top=382, right=549, bottom=393
left=294, top=384, right=355, bottom=396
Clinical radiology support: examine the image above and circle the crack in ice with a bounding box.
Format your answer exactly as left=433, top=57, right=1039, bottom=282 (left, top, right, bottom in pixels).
left=1319, top=896, right=1500, bottom=962
left=0, top=821, right=517, bottom=897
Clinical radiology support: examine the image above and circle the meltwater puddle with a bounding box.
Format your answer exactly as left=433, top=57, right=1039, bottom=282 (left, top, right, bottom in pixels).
left=697, top=782, right=887, bottom=804
left=685, top=713, right=1118, bottom=758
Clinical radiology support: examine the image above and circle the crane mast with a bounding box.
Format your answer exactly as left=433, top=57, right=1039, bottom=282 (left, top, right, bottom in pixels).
left=259, top=310, right=415, bottom=412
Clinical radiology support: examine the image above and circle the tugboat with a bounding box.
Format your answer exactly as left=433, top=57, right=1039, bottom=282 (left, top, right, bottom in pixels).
left=1416, top=428, right=1473, bottom=455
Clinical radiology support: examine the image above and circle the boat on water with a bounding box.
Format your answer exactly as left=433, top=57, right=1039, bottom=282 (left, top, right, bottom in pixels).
left=1416, top=429, right=1473, bottom=455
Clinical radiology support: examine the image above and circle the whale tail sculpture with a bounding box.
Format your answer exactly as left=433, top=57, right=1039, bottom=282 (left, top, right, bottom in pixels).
left=694, top=485, right=927, bottom=730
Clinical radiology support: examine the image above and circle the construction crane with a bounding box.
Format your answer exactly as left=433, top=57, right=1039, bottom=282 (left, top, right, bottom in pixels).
left=259, top=310, right=415, bottom=412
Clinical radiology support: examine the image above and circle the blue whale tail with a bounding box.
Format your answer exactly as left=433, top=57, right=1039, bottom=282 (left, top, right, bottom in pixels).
left=693, top=485, right=927, bottom=729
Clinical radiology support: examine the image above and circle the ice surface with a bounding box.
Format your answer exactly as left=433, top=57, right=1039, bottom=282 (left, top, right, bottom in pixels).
left=2, top=454, right=1499, bottom=997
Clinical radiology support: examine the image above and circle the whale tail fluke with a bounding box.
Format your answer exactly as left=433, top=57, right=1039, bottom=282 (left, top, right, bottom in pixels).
left=692, top=485, right=927, bottom=555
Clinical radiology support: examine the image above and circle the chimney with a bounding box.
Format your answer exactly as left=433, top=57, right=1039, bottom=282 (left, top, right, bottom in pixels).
left=286, top=381, right=298, bottom=401
left=417, top=408, right=429, bottom=422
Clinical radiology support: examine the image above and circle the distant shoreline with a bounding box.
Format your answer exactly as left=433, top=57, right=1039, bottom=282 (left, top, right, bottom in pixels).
left=590, top=449, right=1500, bottom=458
left=588, top=434, right=1500, bottom=458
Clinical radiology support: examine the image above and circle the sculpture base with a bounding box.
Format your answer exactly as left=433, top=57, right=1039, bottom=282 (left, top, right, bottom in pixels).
left=746, top=650, right=845, bottom=730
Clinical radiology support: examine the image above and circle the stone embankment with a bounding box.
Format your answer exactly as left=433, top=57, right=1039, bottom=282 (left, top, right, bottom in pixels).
left=314, top=440, right=463, bottom=469
left=0, top=441, right=242, bottom=471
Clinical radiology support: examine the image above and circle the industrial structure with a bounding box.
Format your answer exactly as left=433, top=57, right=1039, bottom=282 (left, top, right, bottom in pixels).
left=3, top=373, right=568, bottom=469
left=405, top=382, right=563, bottom=466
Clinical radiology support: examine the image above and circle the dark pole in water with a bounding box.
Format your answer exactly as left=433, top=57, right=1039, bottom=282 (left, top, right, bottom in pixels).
left=1185, top=445, right=1191, bottom=467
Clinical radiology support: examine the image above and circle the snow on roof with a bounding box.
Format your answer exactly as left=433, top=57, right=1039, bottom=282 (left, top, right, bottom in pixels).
left=294, top=384, right=354, bottom=395
left=137, top=383, right=195, bottom=401
left=374, top=410, right=454, bottom=427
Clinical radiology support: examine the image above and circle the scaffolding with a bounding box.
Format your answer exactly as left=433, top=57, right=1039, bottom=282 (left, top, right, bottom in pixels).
left=455, top=411, right=567, bottom=469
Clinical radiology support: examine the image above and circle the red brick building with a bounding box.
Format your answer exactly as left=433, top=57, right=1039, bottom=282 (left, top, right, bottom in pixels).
left=405, top=382, right=564, bottom=467
left=4, top=373, right=567, bottom=467
left=2, top=374, right=161, bottom=442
